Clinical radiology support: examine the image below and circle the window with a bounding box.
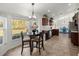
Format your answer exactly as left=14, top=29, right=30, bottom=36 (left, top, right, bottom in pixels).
left=11, top=19, right=29, bottom=39
left=0, top=20, right=3, bottom=44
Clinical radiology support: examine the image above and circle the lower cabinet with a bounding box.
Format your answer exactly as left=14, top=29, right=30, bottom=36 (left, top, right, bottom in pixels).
left=52, top=29, right=59, bottom=36
left=42, top=29, right=59, bottom=41
left=71, top=32, right=79, bottom=46
left=42, top=30, right=50, bottom=40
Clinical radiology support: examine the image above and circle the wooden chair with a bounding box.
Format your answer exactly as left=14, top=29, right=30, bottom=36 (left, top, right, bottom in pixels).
left=21, top=32, right=31, bottom=55
left=30, top=31, right=45, bottom=55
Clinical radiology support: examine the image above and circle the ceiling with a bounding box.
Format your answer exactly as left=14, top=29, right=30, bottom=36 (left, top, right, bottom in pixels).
left=0, top=3, right=78, bottom=19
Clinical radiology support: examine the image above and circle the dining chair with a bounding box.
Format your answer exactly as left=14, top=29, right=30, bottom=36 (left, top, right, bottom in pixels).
left=30, top=31, right=45, bottom=55
left=20, top=31, right=31, bottom=55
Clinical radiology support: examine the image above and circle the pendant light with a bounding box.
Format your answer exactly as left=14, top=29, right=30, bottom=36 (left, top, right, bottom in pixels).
left=29, top=3, right=36, bottom=19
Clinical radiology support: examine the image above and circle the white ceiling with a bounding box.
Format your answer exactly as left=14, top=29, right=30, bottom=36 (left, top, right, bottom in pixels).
left=0, top=3, right=78, bottom=19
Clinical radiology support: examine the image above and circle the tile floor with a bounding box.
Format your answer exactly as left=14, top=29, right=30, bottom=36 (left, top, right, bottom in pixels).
left=4, top=33, right=79, bottom=56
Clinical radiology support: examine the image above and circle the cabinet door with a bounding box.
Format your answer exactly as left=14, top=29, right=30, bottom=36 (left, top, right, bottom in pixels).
left=71, top=32, right=78, bottom=46
left=42, top=18, right=48, bottom=26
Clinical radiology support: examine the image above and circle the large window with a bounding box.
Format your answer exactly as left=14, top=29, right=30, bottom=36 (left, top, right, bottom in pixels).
left=11, top=19, right=29, bottom=39
left=0, top=20, right=3, bottom=44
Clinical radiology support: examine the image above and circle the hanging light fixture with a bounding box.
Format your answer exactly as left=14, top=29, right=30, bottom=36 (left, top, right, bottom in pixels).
left=29, top=3, right=36, bottom=19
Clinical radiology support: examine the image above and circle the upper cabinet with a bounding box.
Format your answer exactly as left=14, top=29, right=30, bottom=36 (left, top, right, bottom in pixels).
left=42, top=14, right=53, bottom=26
left=42, top=14, right=48, bottom=26
left=72, top=12, right=78, bottom=26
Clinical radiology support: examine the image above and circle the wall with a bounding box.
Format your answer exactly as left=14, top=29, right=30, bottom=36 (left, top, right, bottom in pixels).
left=40, top=12, right=75, bottom=32
left=0, top=16, right=28, bottom=56
left=53, top=12, right=77, bottom=32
